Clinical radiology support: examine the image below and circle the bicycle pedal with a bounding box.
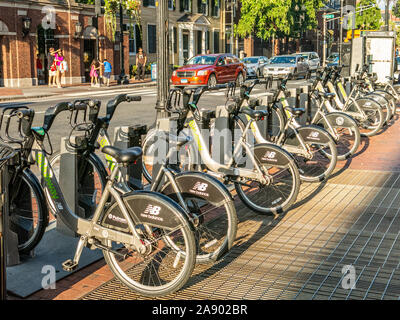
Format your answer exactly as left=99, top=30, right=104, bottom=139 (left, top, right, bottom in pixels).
left=62, top=259, right=79, bottom=272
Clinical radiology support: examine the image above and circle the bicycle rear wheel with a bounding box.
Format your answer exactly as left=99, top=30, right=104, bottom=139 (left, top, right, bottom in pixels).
left=9, top=169, right=48, bottom=254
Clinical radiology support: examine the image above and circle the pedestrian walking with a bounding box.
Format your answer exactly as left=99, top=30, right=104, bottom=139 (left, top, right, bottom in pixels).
left=136, top=48, right=147, bottom=81
left=59, top=49, right=68, bottom=87
left=90, top=59, right=100, bottom=87
left=47, top=47, right=57, bottom=87
left=102, top=58, right=112, bottom=87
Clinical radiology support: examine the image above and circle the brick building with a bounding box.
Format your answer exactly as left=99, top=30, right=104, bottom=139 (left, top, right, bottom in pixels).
left=0, top=0, right=239, bottom=88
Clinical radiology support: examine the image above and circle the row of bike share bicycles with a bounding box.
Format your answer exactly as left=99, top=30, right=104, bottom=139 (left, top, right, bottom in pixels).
left=2, top=63, right=398, bottom=297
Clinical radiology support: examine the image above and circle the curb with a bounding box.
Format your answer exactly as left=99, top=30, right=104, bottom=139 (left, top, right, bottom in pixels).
left=0, top=81, right=157, bottom=102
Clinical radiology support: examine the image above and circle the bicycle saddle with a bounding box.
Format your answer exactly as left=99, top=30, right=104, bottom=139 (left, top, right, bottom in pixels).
left=318, top=92, right=336, bottom=100
left=102, top=146, right=142, bottom=164
left=287, top=107, right=305, bottom=117
left=241, top=107, right=267, bottom=121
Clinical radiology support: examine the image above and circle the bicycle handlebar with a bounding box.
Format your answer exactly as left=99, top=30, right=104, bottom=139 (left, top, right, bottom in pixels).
left=106, top=94, right=142, bottom=121
left=42, top=102, right=73, bottom=132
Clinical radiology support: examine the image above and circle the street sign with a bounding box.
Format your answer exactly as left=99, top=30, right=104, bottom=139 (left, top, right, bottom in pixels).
left=324, top=14, right=334, bottom=19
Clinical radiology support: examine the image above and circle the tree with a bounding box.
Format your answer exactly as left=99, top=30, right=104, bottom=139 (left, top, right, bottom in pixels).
left=355, top=0, right=382, bottom=30
left=393, top=0, right=400, bottom=19
left=235, top=0, right=292, bottom=41
left=235, top=0, right=324, bottom=41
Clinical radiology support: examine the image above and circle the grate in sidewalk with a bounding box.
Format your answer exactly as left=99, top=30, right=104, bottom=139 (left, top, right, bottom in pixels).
left=81, top=169, right=400, bottom=300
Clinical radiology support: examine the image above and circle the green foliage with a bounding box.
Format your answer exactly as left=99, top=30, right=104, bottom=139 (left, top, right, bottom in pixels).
left=355, top=0, right=382, bottom=30
left=76, top=0, right=95, bottom=4
left=393, top=0, right=400, bottom=19
left=235, top=0, right=324, bottom=40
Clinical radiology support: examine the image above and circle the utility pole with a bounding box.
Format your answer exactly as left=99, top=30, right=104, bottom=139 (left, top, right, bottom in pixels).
left=155, top=0, right=169, bottom=119
left=95, top=0, right=101, bottom=60
left=385, top=0, right=390, bottom=31
left=339, top=0, right=344, bottom=65
left=118, top=1, right=128, bottom=84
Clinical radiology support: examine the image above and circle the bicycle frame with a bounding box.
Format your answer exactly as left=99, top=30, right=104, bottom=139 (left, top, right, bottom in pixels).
left=30, top=142, right=146, bottom=252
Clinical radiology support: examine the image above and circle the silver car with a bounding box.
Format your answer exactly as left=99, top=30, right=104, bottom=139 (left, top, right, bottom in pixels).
left=242, top=56, right=269, bottom=78
left=299, top=52, right=320, bottom=72
left=263, top=55, right=310, bottom=80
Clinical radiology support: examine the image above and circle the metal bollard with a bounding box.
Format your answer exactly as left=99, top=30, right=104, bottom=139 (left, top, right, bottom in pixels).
left=113, top=125, right=147, bottom=190
left=57, top=136, right=86, bottom=237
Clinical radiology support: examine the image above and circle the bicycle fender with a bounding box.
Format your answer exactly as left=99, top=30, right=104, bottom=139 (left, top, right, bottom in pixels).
left=253, top=143, right=294, bottom=167
left=102, top=191, right=190, bottom=232
left=324, top=112, right=356, bottom=128
left=160, top=171, right=232, bottom=206
left=297, top=125, right=332, bottom=144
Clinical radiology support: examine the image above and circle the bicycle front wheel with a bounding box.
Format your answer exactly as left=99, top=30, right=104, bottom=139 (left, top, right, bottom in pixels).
left=316, top=112, right=361, bottom=161
left=285, top=125, right=338, bottom=183
left=160, top=172, right=238, bottom=264
left=234, top=144, right=300, bottom=215
left=9, top=169, right=48, bottom=254
left=102, top=191, right=196, bottom=297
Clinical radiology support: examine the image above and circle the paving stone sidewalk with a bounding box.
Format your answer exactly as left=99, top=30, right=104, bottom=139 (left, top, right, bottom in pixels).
left=7, top=111, right=400, bottom=300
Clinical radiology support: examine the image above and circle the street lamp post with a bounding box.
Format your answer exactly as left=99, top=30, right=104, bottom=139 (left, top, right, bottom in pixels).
left=155, top=0, right=169, bottom=119
left=118, top=0, right=129, bottom=85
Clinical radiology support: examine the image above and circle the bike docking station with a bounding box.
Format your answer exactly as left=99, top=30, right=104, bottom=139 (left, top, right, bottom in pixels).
left=112, top=125, right=147, bottom=190
left=5, top=134, right=102, bottom=299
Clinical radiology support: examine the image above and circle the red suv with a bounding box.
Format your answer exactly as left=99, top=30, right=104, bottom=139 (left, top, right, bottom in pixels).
left=171, top=54, right=246, bottom=87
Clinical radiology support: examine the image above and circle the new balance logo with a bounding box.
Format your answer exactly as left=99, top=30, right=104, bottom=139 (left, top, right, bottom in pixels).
left=264, top=151, right=276, bottom=159
left=144, top=205, right=161, bottom=216
left=193, top=182, right=208, bottom=192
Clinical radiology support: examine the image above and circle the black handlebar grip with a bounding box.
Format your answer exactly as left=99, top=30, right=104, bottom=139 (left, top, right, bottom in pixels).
left=17, top=109, right=35, bottom=137
left=42, top=102, right=72, bottom=131
left=106, top=94, right=128, bottom=121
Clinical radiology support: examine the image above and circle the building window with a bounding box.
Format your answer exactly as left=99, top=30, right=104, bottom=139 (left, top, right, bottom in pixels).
left=143, top=0, right=156, bottom=7
left=128, top=25, right=136, bottom=55
left=147, top=24, right=157, bottom=54
left=180, top=0, right=192, bottom=12
left=197, top=31, right=202, bottom=54
left=168, top=0, right=175, bottom=10
left=213, top=29, right=219, bottom=53
left=211, top=0, right=219, bottom=17
left=197, top=0, right=208, bottom=15
left=174, top=27, right=178, bottom=53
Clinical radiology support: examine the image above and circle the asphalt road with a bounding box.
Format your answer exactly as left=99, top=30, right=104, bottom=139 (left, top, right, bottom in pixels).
left=0, top=78, right=311, bottom=153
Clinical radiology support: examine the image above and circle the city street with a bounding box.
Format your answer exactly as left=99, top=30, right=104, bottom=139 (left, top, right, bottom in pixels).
left=0, top=79, right=312, bottom=151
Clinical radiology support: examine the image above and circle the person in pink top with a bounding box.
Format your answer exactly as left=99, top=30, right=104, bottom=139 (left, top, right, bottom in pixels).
left=54, top=49, right=63, bottom=88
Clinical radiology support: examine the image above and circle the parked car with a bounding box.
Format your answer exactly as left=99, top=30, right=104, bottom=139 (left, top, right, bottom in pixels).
left=242, top=56, right=269, bottom=78
left=327, top=53, right=339, bottom=67
left=263, top=55, right=310, bottom=80
left=299, top=52, right=320, bottom=72
left=171, top=53, right=246, bottom=88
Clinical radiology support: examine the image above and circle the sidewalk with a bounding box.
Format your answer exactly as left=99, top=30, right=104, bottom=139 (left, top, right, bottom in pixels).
left=0, top=78, right=156, bottom=102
